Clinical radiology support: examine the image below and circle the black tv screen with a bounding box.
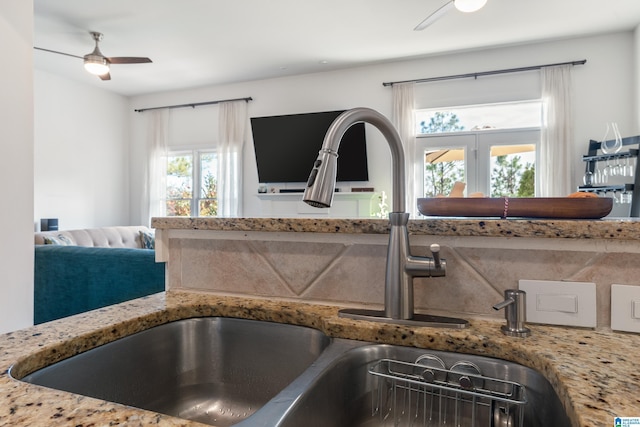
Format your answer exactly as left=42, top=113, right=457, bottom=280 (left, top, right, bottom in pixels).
left=251, top=110, right=369, bottom=183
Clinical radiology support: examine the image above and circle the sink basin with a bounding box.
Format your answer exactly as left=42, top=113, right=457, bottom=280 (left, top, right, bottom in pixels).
left=19, top=317, right=330, bottom=427
left=17, top=318, right=572, bottom=427
left=277, top=344, right=571, bottom=427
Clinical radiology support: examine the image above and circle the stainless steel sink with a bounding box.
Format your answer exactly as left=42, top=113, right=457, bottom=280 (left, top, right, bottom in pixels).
left=17, top=318, right=572, bottom=427
left=19, top=317, right=330, bottom=427
left=277, top=344, right=571, bottom=427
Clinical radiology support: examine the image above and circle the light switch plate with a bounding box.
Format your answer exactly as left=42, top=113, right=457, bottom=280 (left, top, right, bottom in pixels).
left=611, top=284, right=640, bottom=333
left=519, top=279, right=597, bottom=328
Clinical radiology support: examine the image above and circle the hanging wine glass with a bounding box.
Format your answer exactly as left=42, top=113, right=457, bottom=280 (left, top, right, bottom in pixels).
left=583, top=161, right=594, bottom=186
left=594, top=163, right=602, bottom=184
left=622, top=157, right=631, bottom=177
left=612, top=157, right=622, bottom=176
left=602, top=159, right=611, bottom=184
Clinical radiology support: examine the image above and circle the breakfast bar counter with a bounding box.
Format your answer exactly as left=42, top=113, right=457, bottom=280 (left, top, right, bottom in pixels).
left=151, top=216, right=640, bottom=240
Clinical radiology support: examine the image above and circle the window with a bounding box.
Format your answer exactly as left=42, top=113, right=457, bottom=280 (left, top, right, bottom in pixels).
left=165, top=150, right=218, bottom=217
left=416, top=100, right=542, bottom=133
left=415, top=101, right=541, bottom=202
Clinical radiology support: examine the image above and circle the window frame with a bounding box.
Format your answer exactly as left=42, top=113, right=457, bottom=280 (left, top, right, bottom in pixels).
left=414, top=127, right=541, bottom=203
left=164, top=148, right=217, bottom=217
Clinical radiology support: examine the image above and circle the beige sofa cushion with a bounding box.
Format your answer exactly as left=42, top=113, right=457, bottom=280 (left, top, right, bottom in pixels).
left=35, top=226, right=151, bottom=248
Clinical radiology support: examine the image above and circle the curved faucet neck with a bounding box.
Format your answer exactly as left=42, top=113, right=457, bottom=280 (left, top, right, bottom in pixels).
left=322, top=108, right=406, bottom=213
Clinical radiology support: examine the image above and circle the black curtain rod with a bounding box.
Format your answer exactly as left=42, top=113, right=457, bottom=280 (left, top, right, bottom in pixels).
left=134, top=97, right=253, bottom=113
left=382, top=59, right=587, bottom=87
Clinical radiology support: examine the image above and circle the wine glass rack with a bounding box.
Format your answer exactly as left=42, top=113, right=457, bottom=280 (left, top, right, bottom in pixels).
left=578, top=135, right=640, bottom=216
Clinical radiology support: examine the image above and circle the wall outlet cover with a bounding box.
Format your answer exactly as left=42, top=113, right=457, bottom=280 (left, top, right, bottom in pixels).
left=611, top=284, right=640, bottom=333
left=519, top=279, right=597, bottom=328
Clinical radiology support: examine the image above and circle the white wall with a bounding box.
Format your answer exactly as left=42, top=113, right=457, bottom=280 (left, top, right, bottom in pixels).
left=130, top=31, right=637, bottom=220
left=635, top=25, right=640, bottom=131
left=0, top=1, right=34, bottom=333
left=34, top=70, right=132, bottom=229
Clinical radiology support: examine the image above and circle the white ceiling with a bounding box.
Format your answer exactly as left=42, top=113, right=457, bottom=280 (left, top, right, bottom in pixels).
left=33, top=0, right=640, bottom=97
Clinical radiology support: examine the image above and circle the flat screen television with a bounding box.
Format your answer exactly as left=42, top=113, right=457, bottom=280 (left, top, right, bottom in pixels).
left=251, top=110, right=369, bottom=184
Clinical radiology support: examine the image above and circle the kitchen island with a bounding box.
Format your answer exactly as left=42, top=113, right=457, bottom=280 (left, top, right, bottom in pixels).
left=1, top=290, right=638, bottom=427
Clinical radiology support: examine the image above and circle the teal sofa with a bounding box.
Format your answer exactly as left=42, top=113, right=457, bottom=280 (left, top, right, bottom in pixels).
left=34, top=227, right=165, bottom=324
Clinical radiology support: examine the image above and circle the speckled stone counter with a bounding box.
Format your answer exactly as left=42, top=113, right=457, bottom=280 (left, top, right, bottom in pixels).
left=152, top=216, right=640, bottom=240
left=1, top=291, right=638, bottom=426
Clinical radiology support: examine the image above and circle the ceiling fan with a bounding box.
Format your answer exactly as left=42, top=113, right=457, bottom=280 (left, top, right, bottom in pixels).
left=414, top=0, right=488, bottom=31
left=34, top=31, right=152, bottom=81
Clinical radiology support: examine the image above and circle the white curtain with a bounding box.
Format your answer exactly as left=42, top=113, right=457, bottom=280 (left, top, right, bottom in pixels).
left=217, top=100, right=248, bottom=217
left=142, top=109, right=169, bottom=226
left=540, top=65, right=573, bottom=197
left=392, top=82, right=417, bottom=214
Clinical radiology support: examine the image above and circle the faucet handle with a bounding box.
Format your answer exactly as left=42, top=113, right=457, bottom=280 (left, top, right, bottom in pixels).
left=430, top=244, right=441, bottom=269
left=428, top=243, right=446, bottom=276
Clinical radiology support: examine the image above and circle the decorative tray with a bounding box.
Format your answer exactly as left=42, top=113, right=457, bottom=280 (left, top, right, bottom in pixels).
left=417, top=197, right=613, bottom=219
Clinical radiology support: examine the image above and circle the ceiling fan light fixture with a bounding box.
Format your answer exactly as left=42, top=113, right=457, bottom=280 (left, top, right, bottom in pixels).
left=83, top=54, right=110, bottom=76
left=454, top=0, right=488, bottom=13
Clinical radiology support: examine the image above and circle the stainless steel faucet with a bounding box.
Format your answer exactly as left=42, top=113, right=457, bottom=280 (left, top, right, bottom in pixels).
left=304, top=107, right=468, bottom=328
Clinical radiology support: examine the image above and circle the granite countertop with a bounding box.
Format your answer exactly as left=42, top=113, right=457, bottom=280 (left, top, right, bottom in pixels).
left=1, top=290, right=638, bottom=426
left=151, top=216, right=640, bottom=240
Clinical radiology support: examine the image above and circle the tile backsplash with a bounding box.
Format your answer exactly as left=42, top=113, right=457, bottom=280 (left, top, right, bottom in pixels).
left=165, top=231, right=640, bottom=329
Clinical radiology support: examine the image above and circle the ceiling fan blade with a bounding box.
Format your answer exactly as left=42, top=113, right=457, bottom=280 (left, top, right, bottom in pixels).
left=414, top=0, right=455, bottom=31
left=34, top=47, right=83, bottom=60
left=107, top=57, right=152, bottom=64
left=99, top=72, right=111, bottom=81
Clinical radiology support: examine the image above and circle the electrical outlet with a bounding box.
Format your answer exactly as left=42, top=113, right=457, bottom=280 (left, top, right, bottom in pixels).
left=611, top=284, right=640, bottom=333
left=519, top=279, right=597, bottom=328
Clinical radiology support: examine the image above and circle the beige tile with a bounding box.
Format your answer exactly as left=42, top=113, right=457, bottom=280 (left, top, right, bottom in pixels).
left=413, top=246, right=503, bottom=318
left=165, top=234, right=640, bottom=329
left=251, top=240, right=346, bottom=295
left=175, top=238, right=296, bottom=297
left=167, top=238, right=183, bottom=288
left=302, top=243, right=387, bottom=305
left=456, top=247, right=596, bottom=290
